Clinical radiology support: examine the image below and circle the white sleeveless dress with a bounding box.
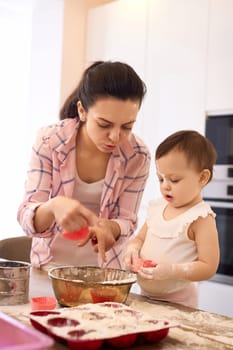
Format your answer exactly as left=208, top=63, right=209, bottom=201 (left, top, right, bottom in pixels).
left=137, top=198, right=216, bottom=307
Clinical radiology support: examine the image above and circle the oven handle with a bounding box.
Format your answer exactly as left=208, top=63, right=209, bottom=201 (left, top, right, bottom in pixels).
left=206, top=200, right=233, bottom=209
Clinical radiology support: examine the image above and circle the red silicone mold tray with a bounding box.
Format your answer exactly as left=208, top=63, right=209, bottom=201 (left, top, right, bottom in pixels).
left=30, top=302, right=178, bottom=349
left=0, top=311, right=54, bottom=350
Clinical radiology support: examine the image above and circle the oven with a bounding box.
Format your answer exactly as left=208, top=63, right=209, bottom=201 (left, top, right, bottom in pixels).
left=204, top=112, right=233, bottom=285
left=205, top=113, right=233, bottom=165
left=203, top=200, right=233, bottom=285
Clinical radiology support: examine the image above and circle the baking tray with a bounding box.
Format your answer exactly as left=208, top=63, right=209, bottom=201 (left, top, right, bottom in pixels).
left=0, top=311, right=54, bottom=350
left=30, top=302, right=178, bottom=349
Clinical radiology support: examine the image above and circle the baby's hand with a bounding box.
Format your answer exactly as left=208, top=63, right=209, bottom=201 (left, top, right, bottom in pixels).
left=129, top=259, right=156, bottom=273
left=142, top=260, right=157, bottom=268
left=138, top=262, right=175, bottom=280
left=123, top=246, right=140, bottom=271
left=131, top=258, right=144, bottom=272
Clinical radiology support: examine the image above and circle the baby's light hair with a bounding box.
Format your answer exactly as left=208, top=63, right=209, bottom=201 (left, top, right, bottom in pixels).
left=155, top=130, right=217, bottom=182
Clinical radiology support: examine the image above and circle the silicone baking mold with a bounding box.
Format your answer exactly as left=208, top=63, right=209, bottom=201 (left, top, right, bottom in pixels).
left=0, top=311, right=54, bottom=350
left=30, top=302, right=178, bottom=349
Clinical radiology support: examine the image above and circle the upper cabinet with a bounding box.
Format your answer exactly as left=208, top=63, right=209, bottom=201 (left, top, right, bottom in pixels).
left=86, top=0, right=147, bottom=80
left=206, top=0, right=233, bottom=113
left=85, top=0, right=233, bottom=202
left=86, top=0, right=148, bottom=137
left=144, top=0, right=209, bottom=146
left=86, top=0, right=209, bottom=143
left=85, top=0, right=209, bottom=202
left=86, top=0, right=233, bottom=120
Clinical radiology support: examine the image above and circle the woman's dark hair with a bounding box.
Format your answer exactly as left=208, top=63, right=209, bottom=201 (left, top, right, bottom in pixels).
left=60, top=61, right=147, bottom=120
left=155, top=130, right=217, bottom=183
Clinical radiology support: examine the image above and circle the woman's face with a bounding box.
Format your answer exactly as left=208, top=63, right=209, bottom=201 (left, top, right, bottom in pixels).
left=78, top=97, right=140, bottom=153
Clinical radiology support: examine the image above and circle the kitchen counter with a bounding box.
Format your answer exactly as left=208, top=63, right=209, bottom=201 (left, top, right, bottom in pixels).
left=1, top=268, right=233, bottom=350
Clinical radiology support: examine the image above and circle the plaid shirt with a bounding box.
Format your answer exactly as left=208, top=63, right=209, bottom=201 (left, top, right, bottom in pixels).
left=17, top=119, right=151, bottom=268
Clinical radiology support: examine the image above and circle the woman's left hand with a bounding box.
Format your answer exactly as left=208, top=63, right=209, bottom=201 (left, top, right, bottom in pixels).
left=78, top=219, right=120, bottom=262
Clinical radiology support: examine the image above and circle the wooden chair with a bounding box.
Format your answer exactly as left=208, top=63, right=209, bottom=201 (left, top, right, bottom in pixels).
left=0, top=236, right=32, bottom=262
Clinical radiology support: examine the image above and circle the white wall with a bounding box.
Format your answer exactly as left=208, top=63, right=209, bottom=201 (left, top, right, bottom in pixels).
left=0, top=0, right=63, bottom=239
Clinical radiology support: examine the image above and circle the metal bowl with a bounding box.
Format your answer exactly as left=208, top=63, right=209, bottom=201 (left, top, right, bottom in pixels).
left=48, top=266, right=137, bottom=307
left=0, top=260, right=30, bottom=305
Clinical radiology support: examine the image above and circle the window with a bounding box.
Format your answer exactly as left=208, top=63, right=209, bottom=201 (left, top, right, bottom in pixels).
left=0, top=0, right=63, bottom=238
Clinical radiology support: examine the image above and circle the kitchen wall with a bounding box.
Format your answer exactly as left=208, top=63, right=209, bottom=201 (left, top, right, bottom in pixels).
left=60, top=0, right=116, bottom=107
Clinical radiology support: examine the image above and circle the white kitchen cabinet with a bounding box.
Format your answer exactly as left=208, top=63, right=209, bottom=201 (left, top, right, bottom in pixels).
left=144, top=0, right=208, bottom=146
left=141, top=0, right=209, bottom=202
left=85, top=0, right=147, bottom=79
left=86, top=0, right=209, bottom=144
left=85, top=0, right=148, bottom=137
left=132, top=280, right=233, bottom=318
left=86, top=0, right=209, bottom=203
left=85, top=0, right=233, bottom=145
left=206, top=0, right=233, bottom=112
left=198, top=280, right=233, bottom=317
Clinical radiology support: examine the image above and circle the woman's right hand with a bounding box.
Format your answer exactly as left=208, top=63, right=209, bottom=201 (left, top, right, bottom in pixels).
left=34, top=196, right=98, bottom=233
left=52, top=196, right=99, bottom=232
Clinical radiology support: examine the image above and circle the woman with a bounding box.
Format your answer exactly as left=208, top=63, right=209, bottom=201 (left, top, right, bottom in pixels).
left=17, top=61, right=151, bottom=270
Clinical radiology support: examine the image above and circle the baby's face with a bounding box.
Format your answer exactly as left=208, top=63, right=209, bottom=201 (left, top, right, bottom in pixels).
left=156, top=150, right=203, bottom=208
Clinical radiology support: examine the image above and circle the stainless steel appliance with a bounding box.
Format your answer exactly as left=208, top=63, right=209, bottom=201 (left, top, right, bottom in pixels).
left=205, top=113, right=233, bottom=165
left=204, top=111, right=233, bottom=285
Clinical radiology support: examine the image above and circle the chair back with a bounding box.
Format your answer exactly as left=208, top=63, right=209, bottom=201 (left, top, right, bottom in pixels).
left=0, top=236, right=32, bottom=262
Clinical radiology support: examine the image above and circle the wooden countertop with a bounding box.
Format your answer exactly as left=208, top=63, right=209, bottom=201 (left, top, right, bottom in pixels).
left=1, top=268, right=233, bottom=349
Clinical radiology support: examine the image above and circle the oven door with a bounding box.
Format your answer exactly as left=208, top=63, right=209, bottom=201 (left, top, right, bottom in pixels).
left=207, top=200, right=233, bottom=285
left=205, top=114, right=233, bottom=164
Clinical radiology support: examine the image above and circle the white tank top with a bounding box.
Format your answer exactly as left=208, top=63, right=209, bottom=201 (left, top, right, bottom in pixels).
left=44, top=172, right=104, bottom=270
left=138, top=198, right=215, bottom=295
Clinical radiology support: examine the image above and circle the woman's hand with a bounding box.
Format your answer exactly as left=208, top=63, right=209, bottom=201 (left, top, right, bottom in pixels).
left=34, top=196, right=98, bottom=233
left=78, top=219, right=121, bottom=262
left=55, top=197, right=98, bottom=232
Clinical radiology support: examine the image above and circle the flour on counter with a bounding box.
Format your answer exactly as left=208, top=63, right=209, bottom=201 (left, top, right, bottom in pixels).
left=128, top=298, right=233, bottom=349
